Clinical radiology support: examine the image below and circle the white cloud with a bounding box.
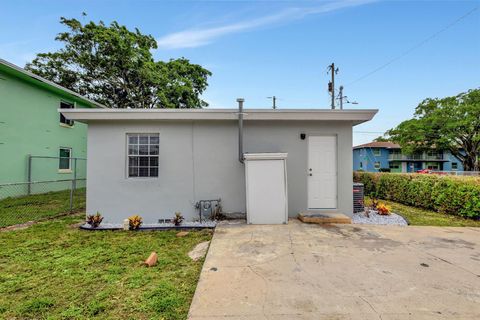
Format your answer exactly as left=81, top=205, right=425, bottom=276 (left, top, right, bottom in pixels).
left=156, top=0, right=376, bottom=49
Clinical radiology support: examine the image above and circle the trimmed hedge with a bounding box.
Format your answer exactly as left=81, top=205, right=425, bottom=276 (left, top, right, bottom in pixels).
left=353, top=172, right=480, bottom=219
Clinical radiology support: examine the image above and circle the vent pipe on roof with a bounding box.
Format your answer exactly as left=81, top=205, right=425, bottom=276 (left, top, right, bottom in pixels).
left=237, top=98, right=245, bottom=164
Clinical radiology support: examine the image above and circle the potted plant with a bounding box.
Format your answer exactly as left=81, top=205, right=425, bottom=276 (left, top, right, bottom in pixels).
left=173, top=212, right=184, bottom=226
left=128, top=215, right=143, bottom=230
left=86, top=212, right=103, bottom=228
left=377, top=203, right=391, bottom=215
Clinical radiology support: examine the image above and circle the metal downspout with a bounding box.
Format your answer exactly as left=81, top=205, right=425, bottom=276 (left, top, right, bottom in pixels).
left=237, top=98, right=245, bottom=164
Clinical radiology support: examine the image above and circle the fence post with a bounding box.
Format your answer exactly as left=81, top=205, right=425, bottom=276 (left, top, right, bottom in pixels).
left=27, top=154, right=32, bottom=195
left=73, top=158, right=77, bottom=191
left=69, top=179, right=74, bottom=213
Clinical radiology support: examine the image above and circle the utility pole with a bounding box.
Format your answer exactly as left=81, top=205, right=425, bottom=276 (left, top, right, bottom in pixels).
left=339, top=86, right=344, bottom=110
left=336, top=85, right=358, bottom=108
left=327, top=63, right=338, bottom=109
left=267, top=96, right=277, bottom=109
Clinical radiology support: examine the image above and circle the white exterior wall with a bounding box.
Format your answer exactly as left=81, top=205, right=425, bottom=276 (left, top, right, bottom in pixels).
left=86, top=120, right=353, bottom=223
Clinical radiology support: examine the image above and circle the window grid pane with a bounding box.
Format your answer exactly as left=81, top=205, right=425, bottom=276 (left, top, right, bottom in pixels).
left=59, top=148, right=71, bottom=170
left=127, top=134, right=159, bottom=178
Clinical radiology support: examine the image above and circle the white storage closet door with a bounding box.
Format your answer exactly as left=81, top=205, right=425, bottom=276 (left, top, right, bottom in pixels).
left=246, top=159, right=287, bottom=224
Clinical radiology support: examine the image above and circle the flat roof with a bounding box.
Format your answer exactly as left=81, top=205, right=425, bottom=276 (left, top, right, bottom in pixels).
left=59, top=108, right=378, bottom=125
left=0, top=58, right=106, bottom=108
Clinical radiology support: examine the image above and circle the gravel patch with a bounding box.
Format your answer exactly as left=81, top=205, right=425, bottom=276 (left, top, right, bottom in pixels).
left=352, top=210, right=408, bottom=226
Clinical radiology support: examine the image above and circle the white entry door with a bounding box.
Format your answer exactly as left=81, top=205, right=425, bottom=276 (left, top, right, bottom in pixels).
left=308, top=135, right=337, bottom=209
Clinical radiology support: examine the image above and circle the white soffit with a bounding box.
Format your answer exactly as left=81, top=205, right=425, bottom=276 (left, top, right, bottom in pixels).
left=59, top=108, right=378, bottom=125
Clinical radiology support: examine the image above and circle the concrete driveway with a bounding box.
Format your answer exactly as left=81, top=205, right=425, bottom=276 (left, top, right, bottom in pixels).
left=189, top=220, right=480, bottom=320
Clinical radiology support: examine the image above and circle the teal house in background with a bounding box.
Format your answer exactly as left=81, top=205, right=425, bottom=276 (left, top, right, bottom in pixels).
left=0, top=59, right=103, bottom=194
left=353, top=141, right=464, bottom=173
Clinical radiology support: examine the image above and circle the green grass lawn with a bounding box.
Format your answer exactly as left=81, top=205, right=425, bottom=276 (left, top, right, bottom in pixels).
left=366, top=198, right=480, bottom=227
left=0, top=189, right=86, bottom=228
left=0, top=214, right=212, bottom=319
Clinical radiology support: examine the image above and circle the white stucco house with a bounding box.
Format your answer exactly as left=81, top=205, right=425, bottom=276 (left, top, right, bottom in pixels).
left=61, top=103, right=377, bottom=225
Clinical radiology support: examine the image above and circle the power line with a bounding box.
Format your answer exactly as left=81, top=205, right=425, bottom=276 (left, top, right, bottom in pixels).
left=347, top=6, right=478, bottom=86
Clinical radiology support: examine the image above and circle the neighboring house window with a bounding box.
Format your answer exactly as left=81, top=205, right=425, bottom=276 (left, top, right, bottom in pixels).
left=389, top=149, right=401, bottom=159
left=451, top=162, right=458, bottom=170
left=389, top=163, right=399, bottom=169
left=374, top=161, right=381, bottom=169
left=359, top=162, right=363, bottom=169
left=373, top=148, right=381, bottom=156
left=127, top=133, right=159, bottom=178
left=426, top=150, right=442, bottom=160
left=59, top=147, right=72, bottom=171
left=60, top=101, right=74, bottom=126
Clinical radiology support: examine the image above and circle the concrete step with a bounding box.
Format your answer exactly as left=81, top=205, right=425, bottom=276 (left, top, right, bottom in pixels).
left=298, top=211, right=351, bottom=224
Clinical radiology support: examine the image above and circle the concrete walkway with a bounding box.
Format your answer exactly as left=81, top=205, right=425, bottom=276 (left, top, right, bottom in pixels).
left=189, top=220, right=480, bottom=319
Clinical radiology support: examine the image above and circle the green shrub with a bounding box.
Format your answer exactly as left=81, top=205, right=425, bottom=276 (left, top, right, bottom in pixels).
left=353, top=172, right=480, bottom=219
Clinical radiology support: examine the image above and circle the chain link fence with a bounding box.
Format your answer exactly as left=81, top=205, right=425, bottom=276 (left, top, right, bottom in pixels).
left=0, top=179, right=86, bottom=228
left=0, top=156, right=87, bottom=228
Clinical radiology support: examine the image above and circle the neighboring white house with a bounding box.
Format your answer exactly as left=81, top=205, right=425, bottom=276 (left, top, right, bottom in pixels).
left=61, top=106, right=377, bottom=224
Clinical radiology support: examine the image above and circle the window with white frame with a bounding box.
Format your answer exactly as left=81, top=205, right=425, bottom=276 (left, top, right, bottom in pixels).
left=59, top=147, right=72, bottom=171
left=451, top=162, right=458, bottom=170
left=60, top=101, right=74, bottom=126
left=127, top=134, right=159, bottom=177
left=373, top=148, right=381, bottom=156
left=374, top=161, right=381, bottom=169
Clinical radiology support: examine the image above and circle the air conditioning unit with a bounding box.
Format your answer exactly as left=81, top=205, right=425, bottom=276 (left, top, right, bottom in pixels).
left=353, top=183, right=364, bottom=213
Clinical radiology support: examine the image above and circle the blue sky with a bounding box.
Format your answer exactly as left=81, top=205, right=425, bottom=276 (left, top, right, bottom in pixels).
left=1, top=0, right=479, bottom=145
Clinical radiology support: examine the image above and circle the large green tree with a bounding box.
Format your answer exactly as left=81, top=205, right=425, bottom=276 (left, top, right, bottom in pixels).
left=387, top=89, right=480, bottom=171
left=26, top=16, right=211, bottom=108
left=373, top=136, right=389, bottom=142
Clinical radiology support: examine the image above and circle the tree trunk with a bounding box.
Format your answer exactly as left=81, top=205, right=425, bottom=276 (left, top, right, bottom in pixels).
left=450, top=147, right=476, bottom=171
